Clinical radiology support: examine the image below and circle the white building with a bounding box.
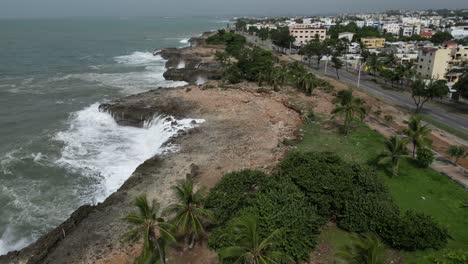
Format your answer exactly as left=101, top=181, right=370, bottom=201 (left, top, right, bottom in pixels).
left=382, top=23, right=400, bottom=35
left=338, top=32, right=355, bottom=42
left=356, top=21, right=365, bottom=28
left=448, top=26, right=468, bottom=39
left=400, top=25, right=421, bottom=37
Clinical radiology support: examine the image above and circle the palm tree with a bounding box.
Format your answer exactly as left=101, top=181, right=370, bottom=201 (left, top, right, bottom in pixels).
left=296, top=72, right=319, bottom=95
left=336, top=234, right=386, bottom=264
left=163, top=176, right=214, bottom=249
left=218, top=216, right=292, bottom=264
left=124, top=195, right=176, bottom=264
left=269, top=66, right=289, bottom=91
left=332, top=55, right=343, bottom=79
left=378, top=136, right=410, bottom=177
left=331, top=89, right=366, bottom=135
left=447, top=145, right=466, bottom=164
left=366, top=54, right=380, bottom=77
left=402, top=116, right=432, bottom=158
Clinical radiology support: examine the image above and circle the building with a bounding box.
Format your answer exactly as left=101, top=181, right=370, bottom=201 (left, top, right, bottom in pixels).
left=361, top=37, right=385, bottom=49
left=416, top=42, right=468, bottom=83
left=289, top=25, right=327, bottom=46
left=382, top=23, right=400, bottom=35
left=448, top=26, right=468, bottom=39
left=338, top=32, right=354, bottom=42
left=246, top=23, right=277, bottom=31
left=420, top=28, right=434, bottom=38
left=400, top=25, right=421, bottom=37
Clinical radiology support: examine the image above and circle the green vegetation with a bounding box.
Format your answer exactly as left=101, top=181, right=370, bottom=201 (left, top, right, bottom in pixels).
left=415, top=147, right=435, bottom=168
left=163, top=176, right=214, bottom=248
left=430, top=31, right=454, bottom=45
left=411, top=78, right=449, bottom=113
left=378, top=136, right=410, bottom=177
left=124, top=195, right=176, bottom=264
left=447, top=145, right=467, bottom=164
left=402, top=115, right=432, bottom=158
left=331, top=89, right=366, bottom=134
left=297, top=121, right=468, bottom=262
left=217, top=216, right=293, bottom=264
left=421, top=115, right=468, bottom=141
left=336, top=234, right=386, bottom=264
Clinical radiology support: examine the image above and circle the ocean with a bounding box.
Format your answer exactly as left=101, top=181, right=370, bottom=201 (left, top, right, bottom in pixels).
left=0, top=17, right=227, bottom=255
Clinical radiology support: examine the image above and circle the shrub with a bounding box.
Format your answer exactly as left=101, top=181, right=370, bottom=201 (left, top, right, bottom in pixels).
left=374, top=110, right=382, bottom=116
left=381, top=210, right=449, bottom=251
left=222, top=64, right=242, bottom=84
left=209, top=175, right=321, bottom=262
left=415, top=147, right=435, bottom=168
left=204, top=170, right=267, bottom=224
left=425, top=250, right=468, bottom=264
left=384, top=115, right=393, bottom=122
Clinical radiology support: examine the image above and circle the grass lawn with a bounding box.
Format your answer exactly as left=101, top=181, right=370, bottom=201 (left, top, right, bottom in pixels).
left=297, top=120, right=468, bottom=263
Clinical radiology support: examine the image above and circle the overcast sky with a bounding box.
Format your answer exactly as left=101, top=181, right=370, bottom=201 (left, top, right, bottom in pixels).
left=1, top=0, right=467, bottom=18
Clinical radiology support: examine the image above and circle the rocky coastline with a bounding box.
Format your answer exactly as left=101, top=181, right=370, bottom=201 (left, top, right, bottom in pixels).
left=0, top=34, right=302, bottom=264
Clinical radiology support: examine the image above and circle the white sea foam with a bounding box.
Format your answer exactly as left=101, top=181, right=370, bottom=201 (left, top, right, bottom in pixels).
left=179, top=38, right=189, bottom=44
left=54, top=103, right=204, bottom=202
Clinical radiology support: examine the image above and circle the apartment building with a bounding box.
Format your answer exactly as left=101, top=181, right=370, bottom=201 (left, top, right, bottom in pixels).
left=448, top=26, right=468, bottom=39
left=289, top=25, right=327, bottom=46
left=382, top=23, right=400, bottom=35
left=361, top=37, right=385, bottom=49
left=400, top=25, right=421, bottom=37
left=416, top=42, right=468, bottom=83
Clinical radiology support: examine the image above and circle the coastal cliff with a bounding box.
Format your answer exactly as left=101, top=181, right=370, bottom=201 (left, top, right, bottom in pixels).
left=0, top=38, right=302, bottom=263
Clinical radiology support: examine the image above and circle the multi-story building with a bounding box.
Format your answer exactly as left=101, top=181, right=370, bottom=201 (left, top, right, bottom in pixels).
left=361, top=37, right=385, bottom=49
left=416, top=41, right=468, bottom=83
left=448, top=26, right=468, bottom=39
left=382, top=23, right=400, bottom=35
left=420, top=28, right=434, bottom=38
left=289, top=25, right=327, bottom=46
left=338, top=32, right=354, bottom=42
left=400, top=25, right=421, bottom=37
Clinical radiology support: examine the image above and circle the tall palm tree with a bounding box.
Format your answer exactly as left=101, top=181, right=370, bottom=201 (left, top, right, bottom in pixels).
left=331, top=89, right=366, bottom=135
left=124, top=195, right=176, bottom=264
left=163, top=176, right=214, bottom=249
left=336, top=234, right=386, bottom=264
left=218, top=216, right=292, bottom=264
left=402, top=116, right=432, bottom=158
left=366, top=54, right=380, bottom=77
left=378, top=136, right=410, bottom=177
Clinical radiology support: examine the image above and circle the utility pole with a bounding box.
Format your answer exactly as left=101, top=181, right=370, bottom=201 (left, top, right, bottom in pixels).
left=357, top=61, right=363, bottom=89
left=324, top=56, right=328, bottom=74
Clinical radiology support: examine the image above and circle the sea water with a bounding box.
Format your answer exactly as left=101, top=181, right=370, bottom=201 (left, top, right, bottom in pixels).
left=0, top=17, right=226, bottom=255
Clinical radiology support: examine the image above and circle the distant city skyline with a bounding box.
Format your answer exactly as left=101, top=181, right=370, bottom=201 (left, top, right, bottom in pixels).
left=0, top=0, right=467, bottom=19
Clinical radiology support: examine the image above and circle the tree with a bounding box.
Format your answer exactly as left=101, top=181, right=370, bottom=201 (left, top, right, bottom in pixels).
left=257, top=28, right=270, bottom=41
left=430, top=31, right=454, bottom=45
left=269, top=66, right=289, bottom=91
left=218, top=216, right=292, bottom=264
left=411, top=78, right=448, bottom=112
left=378, top=136, right=410, bottom=177
left=332, top=56, right=343, bottom=79
left=296, top=72, right=320, bottom=95
left=447, top=145, right=466, bottom=164
left=402, top=116, right=432, bottom=158
left=331, top=89, right=367, bottom=134
left=163, top=176, right=214, bottom=249
left=124, top=195, right=175, bottom=264
left=450, top=61, right=468, bottom=100
left=336, top=234, right=386, bottom=264
left=365, top=54, right=381, bottom=76
left=270, top=27, right=295, bottom=53
left=300, top=39, right=330, bottom=69
left=215, top=51, right=231, bottom=69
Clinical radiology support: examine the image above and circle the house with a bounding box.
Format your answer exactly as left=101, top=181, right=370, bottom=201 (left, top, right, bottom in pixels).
left=361, top=37, right=385, bottom=49
left=338, top=32, right=354, bottom=42
left=420, top=28, right=434, bottom=38
left=289, top=25, right=327, bottom=46
left=400, top=25, right=421, bottom=37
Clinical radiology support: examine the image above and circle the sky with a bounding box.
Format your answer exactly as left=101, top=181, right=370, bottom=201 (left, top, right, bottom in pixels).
left=0, top=0, right=467, bottom=18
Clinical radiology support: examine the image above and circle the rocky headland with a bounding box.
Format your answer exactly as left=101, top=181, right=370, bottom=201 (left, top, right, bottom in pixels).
left=0, top=34, right=302, bottom=264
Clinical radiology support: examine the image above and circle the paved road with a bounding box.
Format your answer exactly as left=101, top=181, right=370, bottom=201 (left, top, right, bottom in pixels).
left=242, top=33, right=468, bottom=135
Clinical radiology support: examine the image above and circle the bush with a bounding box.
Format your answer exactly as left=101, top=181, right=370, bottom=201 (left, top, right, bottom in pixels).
left=415, top=147, right=435, bottom=168
left=222, top=64, right=242, bottom=84
left=425, top=250, right=468, bottom=264
left=384, top=115, right=393, bottom=122
left=204, top=170, right=267, bottom=224
left=278, top=151, right=449, bottom=251
left=209, top=175, right=321, bottom=262
left=381, top=210, right=449, bottom=251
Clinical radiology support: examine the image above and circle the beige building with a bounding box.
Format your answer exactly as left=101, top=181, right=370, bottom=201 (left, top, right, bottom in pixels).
left=289, top=25, right=327, bottom=46
left=416, top=42, right=468, bottom=83
left=361, top=38, right=385, bottom=49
